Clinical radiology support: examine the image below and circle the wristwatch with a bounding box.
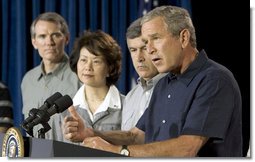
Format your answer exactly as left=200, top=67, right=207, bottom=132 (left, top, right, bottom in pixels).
left=120, top=145, right=130, bottom=156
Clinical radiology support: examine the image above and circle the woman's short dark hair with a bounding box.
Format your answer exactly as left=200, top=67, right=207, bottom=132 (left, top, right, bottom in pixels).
left=70, top=30, right=122, bottom=86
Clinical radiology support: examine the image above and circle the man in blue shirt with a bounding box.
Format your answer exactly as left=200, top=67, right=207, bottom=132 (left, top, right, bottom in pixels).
left=63, top=5, right=242, bottom=157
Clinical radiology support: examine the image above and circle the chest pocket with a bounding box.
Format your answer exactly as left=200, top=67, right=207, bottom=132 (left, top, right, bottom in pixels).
left=92, top=108, right=122, bottom=131
left=152, top=113, right=183, bottom=142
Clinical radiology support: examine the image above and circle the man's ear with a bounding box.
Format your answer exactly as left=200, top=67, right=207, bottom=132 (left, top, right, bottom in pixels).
left=179, top=29, right=190, bottom=48
left=65, top=34, right=70, bottom=45
left=31, top=38, right=38, bottom=49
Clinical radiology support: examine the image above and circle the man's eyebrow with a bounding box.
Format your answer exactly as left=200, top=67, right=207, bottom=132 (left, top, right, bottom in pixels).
left=50, top=31, right=63, bottom=35
left=150, top=33, right=160, bottom=37
left=140, top=45, right=146, bottom=49
left=141, top=38, right=147, bottom=43
left=129, top=47, right=136, bottom=50
left=142, top=33, right=160, bottom=41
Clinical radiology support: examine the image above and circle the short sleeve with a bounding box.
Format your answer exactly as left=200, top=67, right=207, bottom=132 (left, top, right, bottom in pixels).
left=181, top=75, right=236, bottom=140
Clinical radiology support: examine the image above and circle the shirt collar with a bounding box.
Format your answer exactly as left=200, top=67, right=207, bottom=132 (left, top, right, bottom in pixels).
left=168, top=49, right=208, bottom=86
left=103, top=85, right=122, bottom=110
left=73, top=84, right=122, bottom=112
left=37, top=54, right=69, bottom=81
left=137, top=73, right=167, bottom=91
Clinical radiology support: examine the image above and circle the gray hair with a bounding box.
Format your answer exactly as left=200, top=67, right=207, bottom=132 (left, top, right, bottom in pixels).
left=30, top=12, right=69, bottom=38
left=126, top=17, right=142, bottom=39
left=141, top=5, right=196, bottom=48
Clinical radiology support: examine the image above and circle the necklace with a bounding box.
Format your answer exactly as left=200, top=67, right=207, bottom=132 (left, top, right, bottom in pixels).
left=86, top=97, right=105, bottom=114
left=86, top=97, right=105, bottom=102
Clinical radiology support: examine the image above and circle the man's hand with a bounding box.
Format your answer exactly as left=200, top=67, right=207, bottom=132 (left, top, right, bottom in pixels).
left=63, top=106, right=94, bottom=142
left=82, top=136, right=120, bottom=154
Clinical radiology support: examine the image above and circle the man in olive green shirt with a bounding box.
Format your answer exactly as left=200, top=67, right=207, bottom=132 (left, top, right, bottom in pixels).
left=21, top=12, right=80, bottom=140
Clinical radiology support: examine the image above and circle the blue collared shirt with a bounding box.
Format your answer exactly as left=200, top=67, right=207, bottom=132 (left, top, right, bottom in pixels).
left=136, top=50, right=242, bottom=156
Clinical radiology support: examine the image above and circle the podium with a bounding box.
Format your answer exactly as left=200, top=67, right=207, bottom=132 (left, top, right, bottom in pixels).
left=0, top=133, right=124, bottom=157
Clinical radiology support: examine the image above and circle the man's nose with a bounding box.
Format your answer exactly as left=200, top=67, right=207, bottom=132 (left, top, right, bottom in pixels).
left=137, top=52, right=145, bottom=62
left=146, top=42, right=156, bottom=55
left=45, top=36, right=55, bottom=45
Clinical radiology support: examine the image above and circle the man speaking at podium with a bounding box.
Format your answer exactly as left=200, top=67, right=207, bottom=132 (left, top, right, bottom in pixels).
left=63, top=5, right=242, bottom=157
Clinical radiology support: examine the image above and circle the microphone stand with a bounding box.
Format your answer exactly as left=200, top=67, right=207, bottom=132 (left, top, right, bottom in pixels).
left=38, top=122, right=51, bottom=139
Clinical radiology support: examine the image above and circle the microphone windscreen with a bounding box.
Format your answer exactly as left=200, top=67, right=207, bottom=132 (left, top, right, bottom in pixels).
left=45, top=92, right=62, bottom=106
left=54, top=95, right=73, bottom=113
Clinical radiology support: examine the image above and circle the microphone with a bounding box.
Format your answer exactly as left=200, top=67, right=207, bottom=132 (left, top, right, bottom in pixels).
left=23, top=95, right=73, bottom=132
left=21, top=92, right=62, bottom=125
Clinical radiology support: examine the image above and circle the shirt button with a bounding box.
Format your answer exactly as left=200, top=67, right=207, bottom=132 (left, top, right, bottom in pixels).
left=168, top=94, right=171, bottom=98
left=162, top=120, right=166, bottom=123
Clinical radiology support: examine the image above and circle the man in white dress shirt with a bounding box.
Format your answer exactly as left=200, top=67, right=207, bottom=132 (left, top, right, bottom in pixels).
left=121, top=18, right=166, bottom=130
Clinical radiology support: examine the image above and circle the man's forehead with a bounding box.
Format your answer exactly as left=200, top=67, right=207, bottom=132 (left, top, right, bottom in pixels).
left=35, top=20, right=61, bottom=30
left=127, top=38, right=146, bottom=48
left=141, top=17, right=166, bottom=31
